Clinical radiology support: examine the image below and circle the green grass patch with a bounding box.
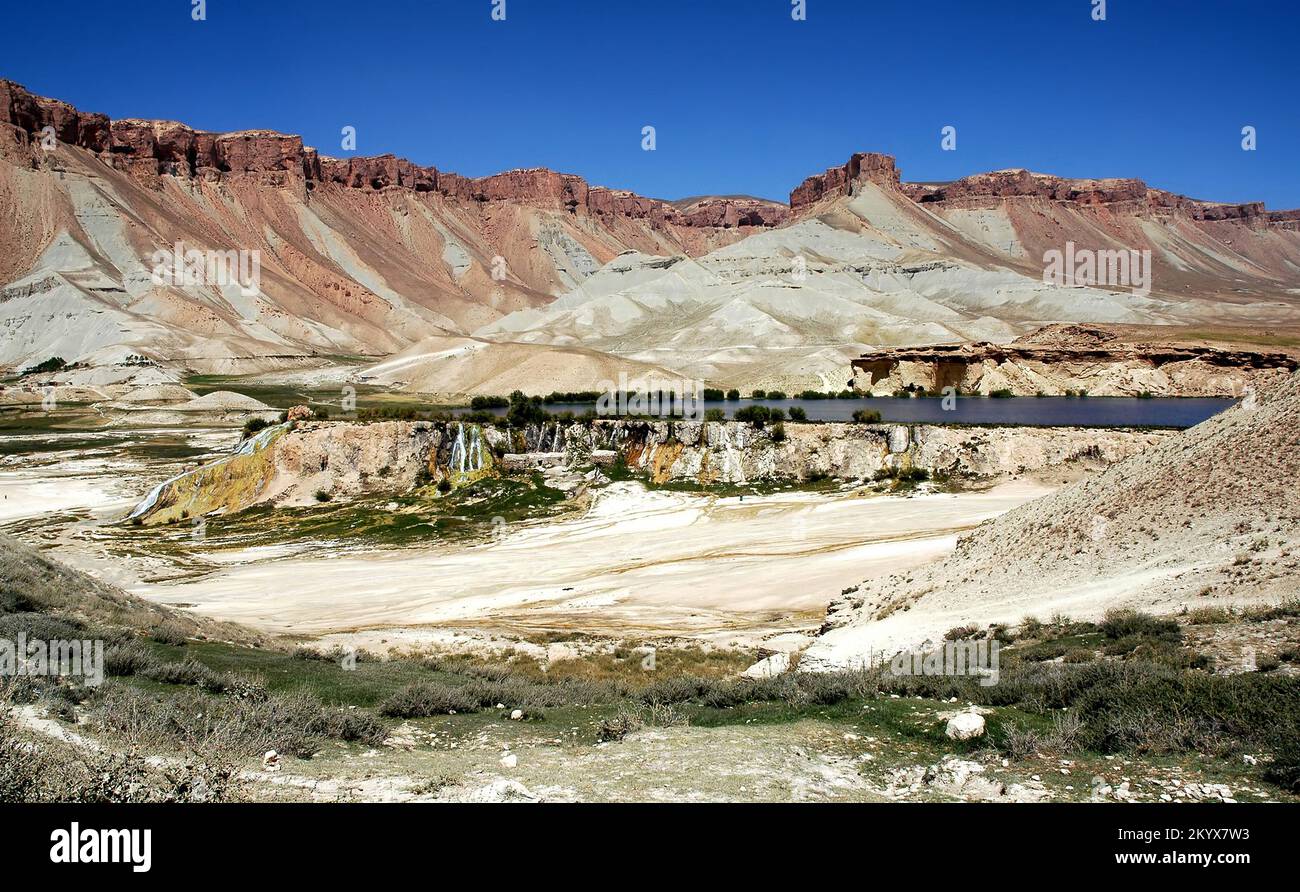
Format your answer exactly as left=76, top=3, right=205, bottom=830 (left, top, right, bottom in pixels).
left=140, top=639, right=432, bottom=707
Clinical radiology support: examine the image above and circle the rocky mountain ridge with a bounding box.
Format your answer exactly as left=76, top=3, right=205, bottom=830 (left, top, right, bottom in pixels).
left=4, top=77, right=1299, bottom=391
left=0, top=79, right=787, bottom=232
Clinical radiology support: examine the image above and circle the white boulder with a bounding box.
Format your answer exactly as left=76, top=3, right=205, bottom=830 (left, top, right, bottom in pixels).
left=944, top=711, right=986, bottom=741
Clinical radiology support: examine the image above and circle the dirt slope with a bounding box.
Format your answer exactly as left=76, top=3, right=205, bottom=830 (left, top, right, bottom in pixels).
left=802, top=370, right=1300, bottom=669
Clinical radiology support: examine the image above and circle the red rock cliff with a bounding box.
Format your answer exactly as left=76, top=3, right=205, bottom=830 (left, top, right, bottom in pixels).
left=788, top=152, right=900, bottom=211
left=3, top=79, right=1293, bottom=233
left=900, top=168, right=1295, bottom=227
left=0, top=79, right=786, bottom=230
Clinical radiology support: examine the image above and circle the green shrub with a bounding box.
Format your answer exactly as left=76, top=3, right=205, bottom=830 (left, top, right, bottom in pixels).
left=0, top=612, right=85, bottom=641
left=1265, top=741, right=1300, bottom=793
left=19, top=356, right=66, bottom=377
left=150, top=622, right=189, bottom=646
left=506, top=390, right=546, bottom=427
left=241, top=417, right=270, bottom=439
left=470, top=395, right=509, bottom=410
left=379, top=681, right=480, bottom=717
left=103, top=642, right=161, bottom=677
left=312, top=708, right=386, bottom=744
left=1071, top=666, right=1300, bottom=755
left=1256, top=654, right=1281, bottom=673
left=1186, top=606, right=1234, bottom=625
left=1099, top=609, right=1181, bottom=641
left=139, top=658, right=229, bottom=692
left=852, top=409, right=882, bottom=423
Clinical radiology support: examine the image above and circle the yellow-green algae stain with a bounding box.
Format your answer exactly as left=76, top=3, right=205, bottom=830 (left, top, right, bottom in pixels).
left=131, top=424, right=287, bottom=525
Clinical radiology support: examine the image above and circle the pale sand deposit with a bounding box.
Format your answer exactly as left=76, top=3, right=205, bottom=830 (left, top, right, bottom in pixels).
left=130, top=480, right=1051, bottom=646
left=0, top=469, right=127, bottom=523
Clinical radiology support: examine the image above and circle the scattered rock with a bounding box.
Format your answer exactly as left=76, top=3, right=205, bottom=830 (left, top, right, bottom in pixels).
left=742, top=652, right=791, bottom=679
left=944, top=711, right=986, bottom=741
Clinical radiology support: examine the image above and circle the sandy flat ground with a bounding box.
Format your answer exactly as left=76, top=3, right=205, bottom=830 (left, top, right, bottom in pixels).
left=0, top=427, right=235, bottom=525
left=130, top=480, right=1052, bottom=645
left=0, top=462, right=136, bottom=523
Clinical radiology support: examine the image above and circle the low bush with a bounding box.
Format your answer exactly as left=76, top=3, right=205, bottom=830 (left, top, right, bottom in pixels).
left=103, top=641, right=161, bottom=677
left=597, top=706, right=644, bottom=742
left=150, top=622, right=189, bottom=646
left=1186, top=606, right=1234, bottom=625
left=1099, top=609, right=1181, bottom=641
left=379, top=681, right=479, bottom=717
left=88, top=683, right=381, bottom=759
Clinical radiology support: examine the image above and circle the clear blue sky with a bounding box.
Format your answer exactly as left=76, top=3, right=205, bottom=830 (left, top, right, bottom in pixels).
left=5, top=0, right=1298, bottom=208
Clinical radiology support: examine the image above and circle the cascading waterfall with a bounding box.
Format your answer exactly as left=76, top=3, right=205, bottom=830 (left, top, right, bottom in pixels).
left=449, top=422, right=484, bottom=476
left=719, top=424, right=743, bottom=482
left=469, top=424, right=483, bottom=471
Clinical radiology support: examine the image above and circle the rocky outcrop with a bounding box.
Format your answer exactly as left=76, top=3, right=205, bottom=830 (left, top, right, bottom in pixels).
left=851, top=325, right=1298, bottom=397
left=129, top=417, right=1170, bottom=523
left=901, top=168, right=1300, bottom=229
left=0, top=80, right=110, bottom=153
left=600, top=419, right=1168, bottom=484
left=789, top=152, right=900, bottom=211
